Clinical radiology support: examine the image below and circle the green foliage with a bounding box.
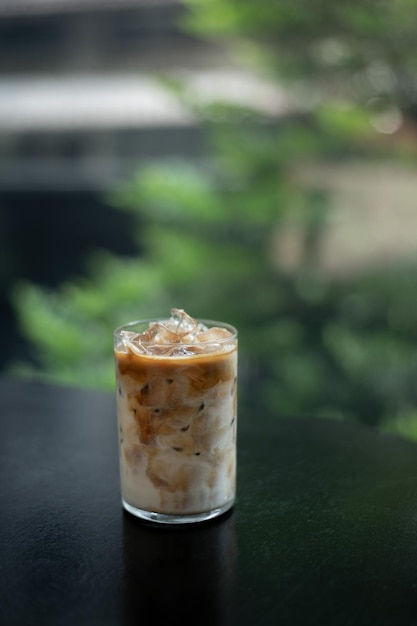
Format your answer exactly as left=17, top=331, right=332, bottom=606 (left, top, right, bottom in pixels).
left=8, top=0, right=417, bottom=439
left=10, top=145, right=417, bottom=433
left=183, top=0, right=417, bottom=116
left=11, top=255, right=169, bottom=388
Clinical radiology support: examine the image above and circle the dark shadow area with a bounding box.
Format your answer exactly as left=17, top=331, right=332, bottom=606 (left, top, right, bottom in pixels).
left=0, top=192, right=138, bottom=367
left=123, top=510, right=237, bottom=626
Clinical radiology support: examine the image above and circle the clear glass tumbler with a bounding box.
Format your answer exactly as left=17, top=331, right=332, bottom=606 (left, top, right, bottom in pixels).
left=114, top=316, right=238, bottom=524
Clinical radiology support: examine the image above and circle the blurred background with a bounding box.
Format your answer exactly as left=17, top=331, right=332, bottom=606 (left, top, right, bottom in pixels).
left=2, top=0, right=417, bottom=438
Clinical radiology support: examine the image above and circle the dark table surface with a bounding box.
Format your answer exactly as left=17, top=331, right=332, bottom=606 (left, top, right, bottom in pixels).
left=2, top=376, right=417, bottom=626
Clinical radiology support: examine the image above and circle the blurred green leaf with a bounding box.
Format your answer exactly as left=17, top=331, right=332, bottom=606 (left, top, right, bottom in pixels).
left=7, top=0, right=417, bottom=442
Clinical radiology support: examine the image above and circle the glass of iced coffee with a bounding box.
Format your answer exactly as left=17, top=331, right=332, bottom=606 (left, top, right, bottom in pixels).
left=114, top=309, right=238, bottom=524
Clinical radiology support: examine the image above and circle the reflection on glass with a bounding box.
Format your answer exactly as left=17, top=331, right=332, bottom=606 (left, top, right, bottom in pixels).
left=122, top=510, right=236, bottom=626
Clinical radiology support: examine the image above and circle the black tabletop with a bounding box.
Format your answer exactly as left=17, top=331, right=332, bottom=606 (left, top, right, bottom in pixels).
left=2, top=376, right=417, bottom=626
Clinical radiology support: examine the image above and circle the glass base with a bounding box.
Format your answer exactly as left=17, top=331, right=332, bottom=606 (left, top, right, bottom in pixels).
left=122, top=498, right=234, bottom=525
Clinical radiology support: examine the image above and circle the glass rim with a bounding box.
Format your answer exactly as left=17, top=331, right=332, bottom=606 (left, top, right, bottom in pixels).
left=114, top=317, right=238, bottom=343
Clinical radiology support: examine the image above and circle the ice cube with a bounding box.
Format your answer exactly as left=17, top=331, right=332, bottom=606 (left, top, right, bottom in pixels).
left=192, top=327, right=234, bottom=353
left=133, top=326, right=159, bottom=344
left=168, top=344, right=204, bottom=356
left=119, top=310, right=233, bottom=357
left=167, top=308, right=198, bottom=336
left=150, top=322, right=181, bottom=345
left=119, top=330, right=139, bottom=352
left=196, top=327, right=232, bottom=343
left=129, top=341, right=151, bottom=356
